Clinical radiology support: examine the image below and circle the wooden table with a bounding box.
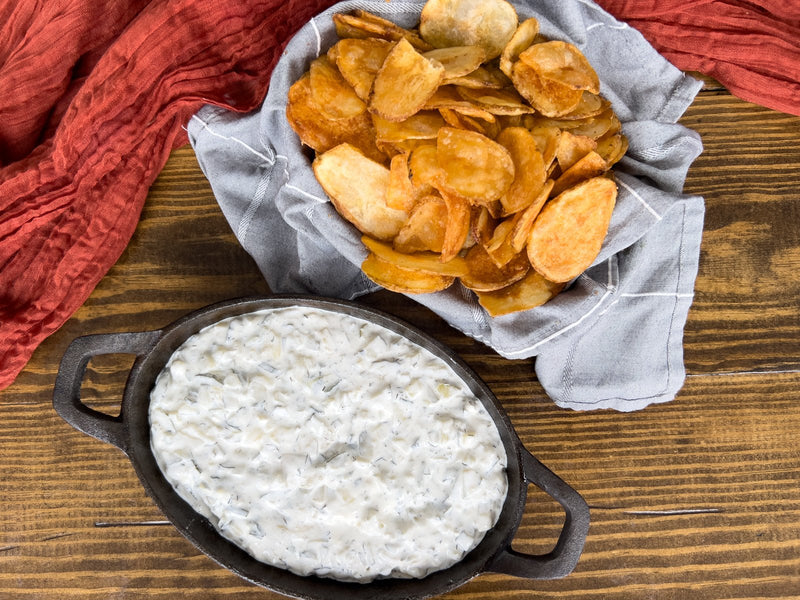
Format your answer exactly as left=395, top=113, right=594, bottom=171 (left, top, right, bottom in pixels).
left=2, top=75, right=799, bottom=599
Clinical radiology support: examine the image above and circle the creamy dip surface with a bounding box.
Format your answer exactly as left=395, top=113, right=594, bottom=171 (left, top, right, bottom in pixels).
left=149, top=306, right=508, bottom=582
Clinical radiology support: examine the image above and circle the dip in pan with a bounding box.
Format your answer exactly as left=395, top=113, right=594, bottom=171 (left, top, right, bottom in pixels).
left=148, top=306, right=508, bottom=582
left=54, top=296, right=589, bottom=600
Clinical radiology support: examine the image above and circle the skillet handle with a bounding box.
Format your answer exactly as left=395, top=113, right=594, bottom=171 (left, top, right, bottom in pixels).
left=53, top=331, right=161, bottom=454
left=487, top=448, right=590, bottom=580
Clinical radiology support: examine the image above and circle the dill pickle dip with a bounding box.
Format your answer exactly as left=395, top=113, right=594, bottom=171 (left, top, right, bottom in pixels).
left=149, top=306, right=508, bottom=582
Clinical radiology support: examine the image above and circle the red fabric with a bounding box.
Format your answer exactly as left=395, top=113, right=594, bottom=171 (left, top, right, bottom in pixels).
left=595, top=0, right=800, bottom=116
left=0, top=0, right=338, bottom=390
left=0, top=0, right=798, bottom=391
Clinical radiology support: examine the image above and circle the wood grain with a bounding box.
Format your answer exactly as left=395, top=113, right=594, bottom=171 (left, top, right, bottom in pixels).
left=2, top=81, right=800, bottom=600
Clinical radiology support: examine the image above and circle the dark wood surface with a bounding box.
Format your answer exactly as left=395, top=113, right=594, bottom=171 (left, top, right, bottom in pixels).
left=2, top=75, right=799, bottom=599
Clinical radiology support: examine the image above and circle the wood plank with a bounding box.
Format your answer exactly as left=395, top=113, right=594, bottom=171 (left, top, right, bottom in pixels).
left=680, top=95, right=800, bottom=375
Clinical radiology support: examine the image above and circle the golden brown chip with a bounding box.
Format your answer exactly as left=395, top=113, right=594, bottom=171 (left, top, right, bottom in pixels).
left=419, top=0, right=518, bottom=60
left=351, top=9, right=433, bottom=51
left=386, top=153, right=418, bottom=212
left=455, top=86, right=535, bottom=116
left=555, top=130, right=598, bottom=171
left=484, top=218, right=518, bottom=268
left=496, top=127, right=547, bottom=215
left=527, top=176, right=618, bottom=282
left=559, top=91, right=610, bottom=121
left=475, top=270, right=565, bottom=316
left=423, top=45, right=486, bottom=80
left=436, top=126, right=515, bottom=203
left=461, top=243, right=530, bottom=292
left=313, top=143, right=409, bottom=241
left=408, top=143, right=446, bottom=191
left=527, top=124, right=561, bottom=171
left=362, top=252, right=454, bottom=293
left=509, top=178, right=554, bottom=252
left=369, top=38, right=445, bottom=122
left=596, top=133, right=629, bottom=167
left=333, top=37, right=394, bottom=101
left=439, top=189, right=472, bottom=262
left=500, top=17, right=539, bottom=78
left=393, top=195, right=447, bottom=253
left=472, top=205, right=498, bottom=247
left=333, top=12, right=432, bottom=51
left=518, top=40, right=600, bottom=94
left=286, top=74, right=384, bottom=162
left=448, top=64, right=510, bottom=89
left=373, top=111, right=446, bottom=143
left=362, top=236, right=469, bottom=277
left=424, top=86, right=497, bottom=121
left=511, top=59, right=583, bottom=118
left=309, top=55, right=366, bottom=120
left=550, top=150, right=608, bottom=197
left=438, top=109, right=501, bottom=138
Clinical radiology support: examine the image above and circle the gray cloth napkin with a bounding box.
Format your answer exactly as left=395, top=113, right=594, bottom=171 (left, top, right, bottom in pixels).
left=187, top=0, right=705, bottom=412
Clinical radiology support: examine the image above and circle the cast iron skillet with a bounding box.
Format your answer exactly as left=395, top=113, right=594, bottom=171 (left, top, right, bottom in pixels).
left=53, top=295, right=590, bottom=600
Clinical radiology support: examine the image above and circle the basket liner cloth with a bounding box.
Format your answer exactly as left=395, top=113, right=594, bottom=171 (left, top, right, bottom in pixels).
left=187, top=0, right=705, bottom=411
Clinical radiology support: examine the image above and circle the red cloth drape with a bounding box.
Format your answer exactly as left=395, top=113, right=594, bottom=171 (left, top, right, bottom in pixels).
left=595, top=0, right=800, bottom=116
left=0, top=0, right=339, bottom=390
left=0, top=0, right=798, bottom=391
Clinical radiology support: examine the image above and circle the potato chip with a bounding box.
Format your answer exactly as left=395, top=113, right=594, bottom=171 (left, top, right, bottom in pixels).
left=496, top=126, right=547, bottom=215
left=511, top=59, right=583, bottom=118
left=483, top=218, right=518, bottom=267
left=472, top=205, right=497, bottom=247
left=313, top=144, right=409, bottom=241
left=333, top=12, right=432, bottom=51
left=461, top=243, right=530, bottom=291
left=351, top=9, right=433, bottom=51
left=559, top=91, right=609, bottom=121
left=527, top=176, right=617, bottom=282
left=439, top=109, right=501, bottom=139
left=373, top=111, right=446, bottom=143
left=376, top=138, right=431, bottom=158
left=362, top=236, right=469, bottom=277
left=439, top=189, right=472, bottom=262
left=447, top=64, right=510, bottom=89
left=596, top=133, right=628, bottom=167
left=436, top=126, right=515, bottom=203
left=286, top=74, right=384, bottom=162
left=386, top=153, right=418, bottom=212
left=423, top=45, right=486, bottom=79
left=333, top=37, right=393, bottom=101
left=499, top=17, right=539, bottom=78
left=456, top=86, right=535, bottom=116
left=527, top=124, right=561, bottom=171
left=518, top=40, right=600, bottom=94
left=423, top=86, right=497, bottom=121
left=393, top=195, right=447, bottom=253
left=476, top=270, right=565, bottom=316
left=509, top=178, right=554, bottom=252
left=550, top=150, right=608, bottom=197
left=555, top=130, right=598, bottom=171
left=362, top=252, right=454, bottom=293
left=408, top=143, right=445, bottom=191
left=369, top=38, right=445, bottom=122
left=419, top=0, right=518, bottom=60
left=309, top=55, right=366, bottom=120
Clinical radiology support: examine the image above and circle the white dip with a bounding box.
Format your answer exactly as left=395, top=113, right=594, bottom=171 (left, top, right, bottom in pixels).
left=149, top=306, right=508, bottom=582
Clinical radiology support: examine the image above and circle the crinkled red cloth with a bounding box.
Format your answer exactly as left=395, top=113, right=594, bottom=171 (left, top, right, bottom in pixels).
left=595, top=0, right=800, bottom=116
left=0, top=0, right=798, bottom=391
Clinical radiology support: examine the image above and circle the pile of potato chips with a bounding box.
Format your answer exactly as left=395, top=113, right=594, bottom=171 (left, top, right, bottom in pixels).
left=286, top=0, right=628, bottom=316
